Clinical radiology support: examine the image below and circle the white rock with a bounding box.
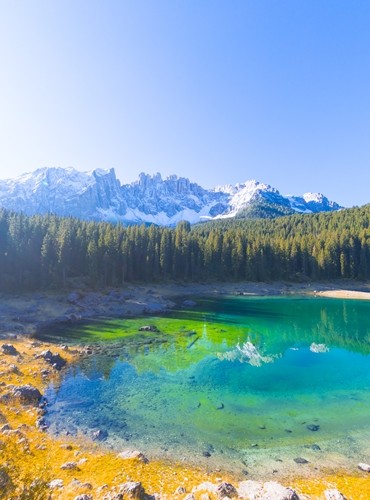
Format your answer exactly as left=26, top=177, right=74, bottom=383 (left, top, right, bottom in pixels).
left=48, top=479, right=64, bottom=489
left=117, top=449, right=148, bottom=462
left=192, top=481, right=218, bottom=494
left=261, top=481, right=299, bottom=500
left=324, top=489, right=347, bottom=500
left=358, top=462, right=370, bottom=472
left=237, top=480, right=264, bottom=499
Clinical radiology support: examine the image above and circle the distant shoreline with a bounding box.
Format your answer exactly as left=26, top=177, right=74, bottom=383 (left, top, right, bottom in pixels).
left=315, top=289, right=370, bottom=300
left=1, top=279, right=370, bottom=338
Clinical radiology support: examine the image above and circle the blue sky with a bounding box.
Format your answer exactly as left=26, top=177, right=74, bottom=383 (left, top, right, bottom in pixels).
left=0, top=1, right=369, bottom=207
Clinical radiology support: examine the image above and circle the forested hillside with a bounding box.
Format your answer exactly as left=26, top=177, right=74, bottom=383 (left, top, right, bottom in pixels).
left=0, top=205, right=369, bottom=291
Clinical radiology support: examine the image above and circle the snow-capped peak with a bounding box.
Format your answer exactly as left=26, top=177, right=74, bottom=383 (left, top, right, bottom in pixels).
left=0, top=167, right=343, bottom=225
left=303, top=192, right=325, bottom=203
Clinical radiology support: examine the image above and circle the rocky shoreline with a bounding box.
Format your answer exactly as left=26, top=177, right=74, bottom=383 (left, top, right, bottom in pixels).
left=2, top=280, right=370, bottom=339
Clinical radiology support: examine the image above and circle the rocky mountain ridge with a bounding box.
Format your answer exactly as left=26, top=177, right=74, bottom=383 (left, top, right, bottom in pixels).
left=0, top=167, right=342, bottom=225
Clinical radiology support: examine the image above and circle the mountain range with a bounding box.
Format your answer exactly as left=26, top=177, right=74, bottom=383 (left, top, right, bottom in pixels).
left=0, top=167, right=343, bottom=225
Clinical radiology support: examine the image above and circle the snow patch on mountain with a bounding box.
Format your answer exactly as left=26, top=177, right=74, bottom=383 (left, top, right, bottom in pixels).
left=0, top=167, right=343, bottom=225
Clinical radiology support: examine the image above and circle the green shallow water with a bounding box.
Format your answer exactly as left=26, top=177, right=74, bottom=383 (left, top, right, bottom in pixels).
left=42, top=295, right=370, bottom=476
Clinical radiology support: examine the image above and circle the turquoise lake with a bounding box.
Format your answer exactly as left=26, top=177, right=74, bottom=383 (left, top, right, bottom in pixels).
left=42, top=296, right=370, bottom=477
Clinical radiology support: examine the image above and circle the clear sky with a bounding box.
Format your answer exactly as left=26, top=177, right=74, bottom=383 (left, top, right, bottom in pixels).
left=0, top=1, right=369, bottom=207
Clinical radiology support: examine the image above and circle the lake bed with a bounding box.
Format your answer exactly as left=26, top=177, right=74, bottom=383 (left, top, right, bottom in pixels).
left=40, top=295, right=370, bottom=479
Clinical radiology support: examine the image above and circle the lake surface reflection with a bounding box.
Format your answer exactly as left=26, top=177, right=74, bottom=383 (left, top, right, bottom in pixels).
left=43, top=296, right=370, bottom=476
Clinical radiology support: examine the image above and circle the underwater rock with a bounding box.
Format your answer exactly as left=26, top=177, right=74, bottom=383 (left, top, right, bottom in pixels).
left=216, top=481, right=238, bottom=498
left=92, top=428, right=108, bottom=441
left=1, top=344, right=19, bottom=355
left=324, top=489, right=347, bottom=500
left=304, top=443, right=321, bottom=451
left=139, top=325, right=159, bottom=332
left=306, top=424, right=320, bottom=431
left=358, top=462, right=370, bottom=472
left=118, top=481, right=145, bottom=499
left=202, top=451, right=211, bottom=457
left=185, top=330, right=197, bottom=337
left=11, top=384, right=42, bottom=405
left=216, top=402, right=225, bottom=410
left=294, top=457, right=309, bottom=464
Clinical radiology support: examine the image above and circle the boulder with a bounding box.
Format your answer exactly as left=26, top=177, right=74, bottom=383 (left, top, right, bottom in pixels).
left=174, top=486, right=187, bottom=495
left=118, top=481, right=145, bottom=499
left=139, top=325, right=159, bottom=332
left=324, top=489, right=347, bottom=500
left=7, top=364, right=20, bottom=374
left=117, top=449, right=149, bottom=463
left=37, top=350, right=66, bottom=370
left=48, top=479, right=64, bottom=489
left=192, top=482, right=218, bottom=495
left=1, top=344, right=19, bottom=355
left=261, top=482, right=299, bottom=500
left=11, top=385, right=42, bottom=405
left=36, top=416, right=48, bottom=431
left=306, top=424, right=320, bottom=431
left=237, top=481, right=263, bottom=499
left=217, top=482, right=238, bottom=498
left=294, top=457, right=309, bottom=464
left=358, top=462, right=370, bottom=472
left=73, top=496, right=93, bottom=500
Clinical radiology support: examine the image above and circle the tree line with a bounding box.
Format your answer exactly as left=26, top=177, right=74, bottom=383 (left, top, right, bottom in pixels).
left=0, top=204, right=370, bottom=291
